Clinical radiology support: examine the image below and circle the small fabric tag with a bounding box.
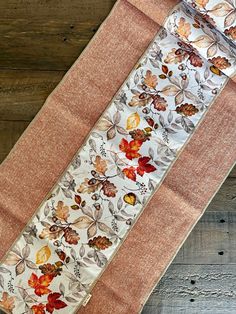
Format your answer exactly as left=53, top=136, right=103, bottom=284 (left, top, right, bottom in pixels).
left=82, top=294, right=92, bottom=307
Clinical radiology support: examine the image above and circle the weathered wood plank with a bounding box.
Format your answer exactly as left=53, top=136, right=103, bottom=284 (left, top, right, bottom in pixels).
left=0, top=120, right=30, bottom=162
left=229, top=166, right=236, bottom=178
left=0, top=0, right=116, bottom=70
left=174, top=211, right=236, bottom=265
left=0, top=0, right=116, bottom=19
left=0, top=70, right=64, bottom=120
left=142, top=264, right=236, bottom=314
left=205, top=178, right=236, bottom=212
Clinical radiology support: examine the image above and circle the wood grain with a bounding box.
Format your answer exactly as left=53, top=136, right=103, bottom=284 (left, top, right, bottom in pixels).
left=0, top=0, right=116, bottom=70
left=0, top=1, right=235, bottom=313
left=142, top=265, right=236, bottom=314
left=0, top=70, right=64, bottom=120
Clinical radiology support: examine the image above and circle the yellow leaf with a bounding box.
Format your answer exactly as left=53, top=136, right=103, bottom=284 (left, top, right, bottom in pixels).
left=36, top=245, right=51, bottom=264
left=126, top=112, right=140, bottom=130
left=123, top=193, right=136, bottom=206
left=210, top=65, right=222, bottom=76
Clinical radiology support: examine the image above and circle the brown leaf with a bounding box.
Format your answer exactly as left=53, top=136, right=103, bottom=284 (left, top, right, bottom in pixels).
left=55, top=201, right=70, bottom=221
left=87, top=222, right=97, bottom=239
left=77, top=178, right=101, bottom=194
left=144, top=70, right=158, bottom=88
left=95, top=156, right=107, bottom=174
left=129, top=95, right=151, bottom=107
left=176, top=17, right=191, bottom=38
left=0, top=292, right=15, bottom=311
left=224, top=10, right=236, bottom=27
left=39, top=225, right=64, bottom=241
left=209, top=2, right=233, bottom=17
left=74, top=195, right=82, bottom=205
left=192, top=35, right=214, bottom=48
left=162, top=65, right=169, bottom=74
left=207, top=43, right=218, bottom=58
left=161, top=85, right=179, bottom=96
left=73, top=216, right=94, bottom=229
left=4, top=252, right=21, bottom=266
left=64, top=227, right=80, bottom=245
left=164, top=48, right=186, bottom=64
left=102, top=180, right=117, bottom=198
left=96, top=117, right=113, bottom=131
left=107, top=126, right=116, bottom=140
left=16, top=260, right=25, bottom=276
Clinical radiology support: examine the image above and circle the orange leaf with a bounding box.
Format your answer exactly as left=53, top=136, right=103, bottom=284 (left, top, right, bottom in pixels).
left=28, top=273, right=53, bottom=297
left=119, top=138, right=142, bottom=160
left=122, top=167, right=136, bottom=181
left=144, top=70, right=158, bottom=88
left=177, top=17, right=191, bottom=39
left=0, top=292, right=15, bottom=311
left=55, top=201, right=70, bottom=221
left=31, top=303, right=45, bottom=314
left=95, top=155, right=107, bottom=174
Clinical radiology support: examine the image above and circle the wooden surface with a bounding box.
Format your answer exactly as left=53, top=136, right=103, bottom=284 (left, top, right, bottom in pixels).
left=0, top=1, right=235, bottom=313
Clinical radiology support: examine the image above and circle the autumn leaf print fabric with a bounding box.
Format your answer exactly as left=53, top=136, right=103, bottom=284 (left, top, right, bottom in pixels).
left=0, top=2, right=232, bottom=314
left=167, top=2, right=236, bottom=78
left=184, top=0, right=236, bottom=42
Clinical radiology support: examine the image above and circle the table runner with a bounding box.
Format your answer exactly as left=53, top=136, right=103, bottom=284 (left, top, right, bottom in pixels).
left=0, top=0, right=235, bottom=313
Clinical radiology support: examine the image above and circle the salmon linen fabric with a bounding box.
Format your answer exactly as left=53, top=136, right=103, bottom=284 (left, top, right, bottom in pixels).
left=0, top=0, right=236, bottom=314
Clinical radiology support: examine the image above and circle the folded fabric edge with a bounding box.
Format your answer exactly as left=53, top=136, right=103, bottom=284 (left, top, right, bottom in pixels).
left=126, top=0, right=180, bottom=26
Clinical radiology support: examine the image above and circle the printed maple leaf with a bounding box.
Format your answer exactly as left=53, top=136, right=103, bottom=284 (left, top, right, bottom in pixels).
left=31, top=303, right=45, bottom=314
left=119, top=138, right=142, bottom=160
left=144, top=70, right=158, bottom=88
left=46, top=293, right=67, bottom=313
left=123, top=157, right=156, bottom=181
left=122, top=166, right=137, bottom=181
left=0, top=292, right=15, bottom=311
left=137, top=157, right=156, bottom=176
left=28, top=273, right=54, bottom=296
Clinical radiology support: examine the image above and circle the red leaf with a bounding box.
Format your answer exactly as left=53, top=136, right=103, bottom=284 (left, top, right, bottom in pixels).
left=137, top=157, right=156, bottom=176
left=74, top=195, right=82, bottom=205
left=46, top=293, right=67, bottom=313
left=162, top=65, right=169, bottom=74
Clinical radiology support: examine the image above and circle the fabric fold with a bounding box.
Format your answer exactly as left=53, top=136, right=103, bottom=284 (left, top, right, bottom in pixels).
left=126, top=0, right=180, bottom=25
